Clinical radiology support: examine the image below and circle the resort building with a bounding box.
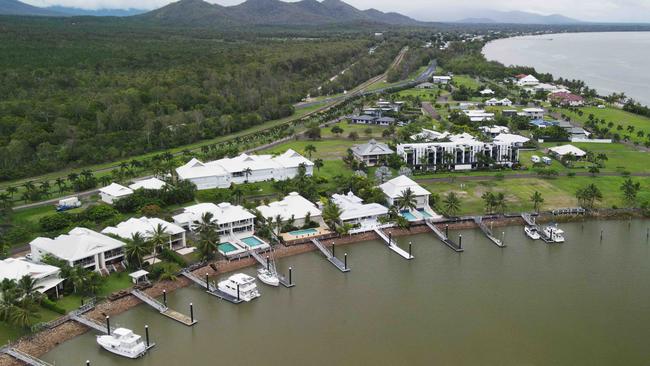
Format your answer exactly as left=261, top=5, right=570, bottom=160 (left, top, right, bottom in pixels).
left=101, top=217, right=187, bottom=251
left=99, top=183, right=133, bottom=204
left=257, top=192, right=323, bottom=228
left=516, top=75, right=540, bottom=87
left=433, top=75, right=452, bottom=84
left=351, top=139, right=394, bottom=166
left=30, top=228, right=126, bottom=273
left=129, top=177, right=166, bottom=191
left=331, top=191, right=388, bottom=229
left=379, top=175, right=438, bottom=220
left=176, top=149, right=313, bottom=190
left=549, top=145, right=587, bottom=159
left=396, top=137, right=520, bottom=172
left=0, top=258, right=64, bottom=298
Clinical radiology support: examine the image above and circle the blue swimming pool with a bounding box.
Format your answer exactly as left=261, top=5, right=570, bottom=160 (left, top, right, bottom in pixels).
left=218, top=242, right=239, bottom=253
left=288, top=228, right=318, bottom=236
left=241, top=236, right=266, bottom=247
left=400, top=211, right=418, bottom=221
left=418, top=209, right=432, bottom=218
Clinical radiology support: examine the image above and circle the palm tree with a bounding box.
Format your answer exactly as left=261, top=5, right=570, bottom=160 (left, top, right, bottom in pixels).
left=54, top=177, right=66, bottom=194
left=6, top=186, right=17, bottom=199
left=322, top=201, right=342, bottom=231
left=125, top=233, right=150, bottom=269
left=17, top=275, right=43, bottom=303
left=304, top=144, right=317, bottom=159
left=10, top=299, right=39, bottom=328
left=100, top=176, right=112, bottom=187
left=530, top=191, right=544, bottom=212
left=395, top=188, right=417, bottom=212
left=243, top=168, right=253, bottom=183
left=314, top=159, right=324, bottom=172
left=231, top=185, right=244, bottom=204
left=443, top=192, right=461, bottom=217
left=0, top=193, right=11, bottom=210
left=147, top=223, right=169, bottom=260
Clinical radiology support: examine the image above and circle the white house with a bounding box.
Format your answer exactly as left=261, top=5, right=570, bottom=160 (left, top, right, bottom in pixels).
left=379, top=175, right=431, bottom=211
left=101, top=217, right=187, bottom=251
left=331, top=191, right=388, bottom=229
left=129, top=178, right=166, bottom=191
left=479, top=125, right=510, bottom=138
left=519, top=108, right=545, bottom=119
left=351, top=139, right=394, bottom=166
left=0, top=258, right=64, bottom=298
left=493, top=133, right=530, bottom=147
left=99, top=183, right=133, bottom=204
left=433, top=75, right=452, bottom=84
left=485, top=98, right=512, bottom=107
left=549, top=145, right=587, bottom=158
left=464, top=109, right=495, bottom=122
left=176, top=149, right=314, bottom=190
left=517, top=75, right=539, bottom=87
left=257, top=192, right=323, bottom=228
left=480, top=88, right=495, bottom=95
left=30, top=228, right=126, bottom=273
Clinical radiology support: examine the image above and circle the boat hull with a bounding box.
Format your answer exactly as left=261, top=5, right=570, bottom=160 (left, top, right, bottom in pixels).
left=97, top=337, right=146, bottom=359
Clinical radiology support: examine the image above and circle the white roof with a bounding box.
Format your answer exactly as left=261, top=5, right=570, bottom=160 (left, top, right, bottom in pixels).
left=332, top=192, right=388, bottom=221
left=379, top=175, right=431, bottom=199
left=272, top=149, right=314, bottom=169
left=101, top=217, right=185, bottom=240
left=176, top=158, right=228, bottom=180
left=449, top=133, right=479, bottom=143
left=0, top=258, right=60, bottom=288
left=480, top=88, right=494, bottom=95
left=411, top=129, right=450, bottom=141
left=433, top=75, right=452, bottom=80
left=129, top=178, right=166, bottom=191
left=257, top=192, right=322, bottom=221
left=549, top=144, right=587, bottom=157
left=494, top=133, right=530, bottom=144
left=173, top=202, right=255, bottom=225
left=129, top=270, right=149, bottom=279
left=480, top=126, right=510, bottom=134
left=99, top=183, right=133, bottom=197
left=519, top=75, right=539, bottom=83
left=351, top=139, right=394, bottom=157
left=30, top=227, right=126, bottom=262
left=522, top=108, right=545, bottom=113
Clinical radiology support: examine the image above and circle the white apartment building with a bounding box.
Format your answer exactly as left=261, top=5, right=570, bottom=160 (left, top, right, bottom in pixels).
left=102, top=217, right=187, bottom=250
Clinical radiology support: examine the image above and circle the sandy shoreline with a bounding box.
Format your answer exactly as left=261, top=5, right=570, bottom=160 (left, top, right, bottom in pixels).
left=1, top=211, right=641, bottom=365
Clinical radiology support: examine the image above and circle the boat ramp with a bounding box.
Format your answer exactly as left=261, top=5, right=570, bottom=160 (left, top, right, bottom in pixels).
left=373, top=228, right=414, bottom=260
left=310, top=238, right=350, bottom=272
left=181, top=270, right=244, bottom=304
left=424, top=220, right=464, bottom=252
left=473, top=217, right=506, bottom=248
left=131, top=289, right=197, bottom=326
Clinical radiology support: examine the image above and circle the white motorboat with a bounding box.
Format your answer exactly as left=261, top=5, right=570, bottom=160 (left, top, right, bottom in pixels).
left=96, top=328, right=147, bottom=359
left=257, top=268, right=279, bottom=287
left=217, top=273, right=261, bottom=302
left=543, top=225, right=565, bottom=243
left=524, top=226, right=541, bottom=240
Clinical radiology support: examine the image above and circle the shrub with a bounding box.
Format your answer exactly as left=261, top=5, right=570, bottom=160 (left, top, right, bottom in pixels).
left=141, top=204, right=163, bottom=217
left=39, top=213, right=73, bottom=232
left=159, top=248, right=187, bottom=267
left=83, top=205, right=118, bottom=223
left=41, top=297, right=66, bottom=314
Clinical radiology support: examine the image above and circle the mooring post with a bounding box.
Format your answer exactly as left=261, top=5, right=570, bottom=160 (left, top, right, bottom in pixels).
left=344, top=253, right=348, bottom=270
left=445, top=224, right=449, bottom=237
left=145, top=325, right=150, bottom=348
left=289, top=267, right=293, bottom=285
left=190, top=303, right=194, bottom=324
left=105, top=316, right=110, bottom=335
left=162, top=290, right=167, bottom=306
left=332, top=242, right=335, bottom=257
left=266, top=256, right=270, bottom=271
left=409, top=241, right=412, bottom=258
left=458, top=234, right=463, bottom=250
left=388, top=232, right=392, bottom=246
left=86, top=360, right=90, bottom=366
left=205, top=273, right=210, bottom=291
left=237, top=284, right=240, bottom=301
left=647, top=228, right=649, bottom=241
left=600, top=230, right=603, bottom=242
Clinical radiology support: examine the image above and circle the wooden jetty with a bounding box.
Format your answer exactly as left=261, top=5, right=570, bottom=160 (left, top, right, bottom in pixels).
left=248, top=250, right=295, bottom=287
left=131, top=289, right=197, bottom=326
left=181, top=271, right=244, bottom=304
left=373, top=228, right=414, bottom=260
left=425, top=220, right=464, bottom=252
left=1, top=347, right=53, bottom=366
left=310, top=239, right=350, bottom=272
left=474, top=217, right=506, bottom=248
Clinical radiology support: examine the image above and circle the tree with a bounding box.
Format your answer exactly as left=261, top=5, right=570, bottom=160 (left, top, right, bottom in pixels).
left=588, top=165, right=600, bottom=177
left=16, top=275, right=43, bottom=303
left=348, top=131, right=359, bottom=141
left=620, top=178, right=641, bottom=205
left=576, top=184, right=603, bottom=209
left=482, top=192, right=496, bottom=214
left=364, top=127, right=373, bottom=136
left=314, top=159, right=324, bottom=172
left=196, top=212, right=219, bottom=260
left=322, top=200, right=343, bottom=231
left=304, top=144, right=317, bottom=159
left=147, top=223, right=169, bottom=260
left=331, top=125, right=344, bottom=136
left=395, top=188, right=417, bottom=211
left=54, top=177, right=67, bottom=194
left=530, top=191, right=544, bottom=213
left=125, top=233, right=150, bottom=269
left=443, top=192, right=461, bottom=217
left=243, top=167, right=253, bottom=183
left=306, top=125, right=321, bottom=140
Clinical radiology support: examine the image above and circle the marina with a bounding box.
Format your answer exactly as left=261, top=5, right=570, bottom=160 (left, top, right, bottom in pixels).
left=39, top=219, right=650, bottom=365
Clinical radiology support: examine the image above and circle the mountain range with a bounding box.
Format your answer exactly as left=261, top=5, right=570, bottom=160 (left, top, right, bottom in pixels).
left=456, top=10, right=580, bottom=25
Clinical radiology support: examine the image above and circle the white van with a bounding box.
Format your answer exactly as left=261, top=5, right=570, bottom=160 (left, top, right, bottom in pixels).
left=531, top=155, right=541, bottom=163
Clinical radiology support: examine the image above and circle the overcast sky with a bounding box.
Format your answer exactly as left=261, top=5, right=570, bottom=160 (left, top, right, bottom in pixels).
left=22, top=0, right=650, bottom=22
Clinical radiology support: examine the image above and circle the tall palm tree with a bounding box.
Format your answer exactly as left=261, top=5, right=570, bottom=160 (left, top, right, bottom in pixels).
left=148, top=223, right=169, bottom=258
left=395, top=188, right=417, bottom=212
left=6, top=186, right=17, bottom=199
left=10, top=299, right=39, bottom=328
left=243, top=168, right=253, bottom=183
left=443, top=192, right=461, bottom=217
left=17, top=275, right=43, bottom=302
left=125, top=233, right=150, bottom=269
left=304, top=144, right=317, bottom=159
left=322, top=201, right=343, bottom=231
left=530, top=191, right=544, bottom=213
left=54, top=177, right=66, bottom=194
left=314, top=159, right=324, bottom=172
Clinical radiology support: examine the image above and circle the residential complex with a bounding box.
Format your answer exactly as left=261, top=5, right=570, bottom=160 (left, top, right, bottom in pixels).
left=101, top=217, right=187, bottom=250
left=331, top=192, right=388, bottom=229
left=257, top=192, right=323, bottom=227
left=0, top=258, right=64, bottom=298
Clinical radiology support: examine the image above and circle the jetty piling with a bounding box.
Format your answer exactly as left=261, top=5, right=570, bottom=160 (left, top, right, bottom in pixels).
left=190, top=303, right=194, bottom=324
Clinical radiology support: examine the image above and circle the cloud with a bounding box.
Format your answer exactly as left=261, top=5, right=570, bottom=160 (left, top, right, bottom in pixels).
left=20, top=0, right=650, bottom=21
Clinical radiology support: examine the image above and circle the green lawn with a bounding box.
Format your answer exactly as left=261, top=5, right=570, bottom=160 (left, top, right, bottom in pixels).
left=322, top=121, right=388, bottom=139
left=97, top=272, right=133, bottom=298
left=260, top=138, right=370, bottom=160
left=561, top=106, right=650, bottom=144
left=452, top=75, right=481, bottom=90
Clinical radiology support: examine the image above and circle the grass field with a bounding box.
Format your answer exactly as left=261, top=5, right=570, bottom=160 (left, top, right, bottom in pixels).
left=322, top=121, right=389, bottom=139
left=452, top=75, right=481, bottom=90
left=561, top=106, right=650, bottom=144
left=261, top=138, right=369, bottom=160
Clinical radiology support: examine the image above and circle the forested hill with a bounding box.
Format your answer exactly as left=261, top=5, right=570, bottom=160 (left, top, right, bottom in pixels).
left=0, top=19, right=403, bottom=180
left=138, top=0, right=424, bottom=27
left=0, top=0, right=62, bottom=16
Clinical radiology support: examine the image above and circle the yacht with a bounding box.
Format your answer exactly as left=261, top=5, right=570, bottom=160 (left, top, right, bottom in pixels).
left=217, top=273, right=261, bottom=301
left=257, top=268, right=280, bottom=287
left=524, top=226, right=541, bottom=240
left=97, top=328, right=147, bottom=359
left=543, top=225, right=565, bottom=243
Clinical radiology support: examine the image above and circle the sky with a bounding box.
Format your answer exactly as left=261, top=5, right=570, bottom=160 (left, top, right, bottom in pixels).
left=21, top=0, right=650, bottom=22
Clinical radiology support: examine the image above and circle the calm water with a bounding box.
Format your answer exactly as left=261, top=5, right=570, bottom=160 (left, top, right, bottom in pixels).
left=483, top=32, right=650, bottom=105
left=44, top=220, right=650, bottom=365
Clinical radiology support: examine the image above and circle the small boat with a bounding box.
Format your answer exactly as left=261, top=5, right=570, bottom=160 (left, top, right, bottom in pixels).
left=217, top=273, right=261, bottom=302
left=543, top=224, right=565, bottom=243
left=257, top=268, right=280, bottom=287
left=97, top=328, right=147, bottom=359
left=524, top=226, right=541, bottom=240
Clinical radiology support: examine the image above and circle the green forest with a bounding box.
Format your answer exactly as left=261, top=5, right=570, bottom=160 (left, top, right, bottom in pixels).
left=0, top=18, right=398, bottom=181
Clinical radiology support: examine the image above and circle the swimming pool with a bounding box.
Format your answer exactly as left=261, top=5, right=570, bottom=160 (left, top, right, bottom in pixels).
left=241, top=236, right=266, bottom=247
left=418, top=209, right=432, bottom=218
left=218, top=242, right=239, bottom=253
left=288, top=228, right=318, bottom=236
left=400, top=211, right=418, bottom=221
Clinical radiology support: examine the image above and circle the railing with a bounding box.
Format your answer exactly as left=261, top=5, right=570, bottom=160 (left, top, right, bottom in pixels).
left=131, top=289, right=168, bottom=313
left=3, top=348, right=53, bottom=366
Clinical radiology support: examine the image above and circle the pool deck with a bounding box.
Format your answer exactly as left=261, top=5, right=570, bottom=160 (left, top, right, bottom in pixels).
left=280, top=226, right=331, bottom=242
